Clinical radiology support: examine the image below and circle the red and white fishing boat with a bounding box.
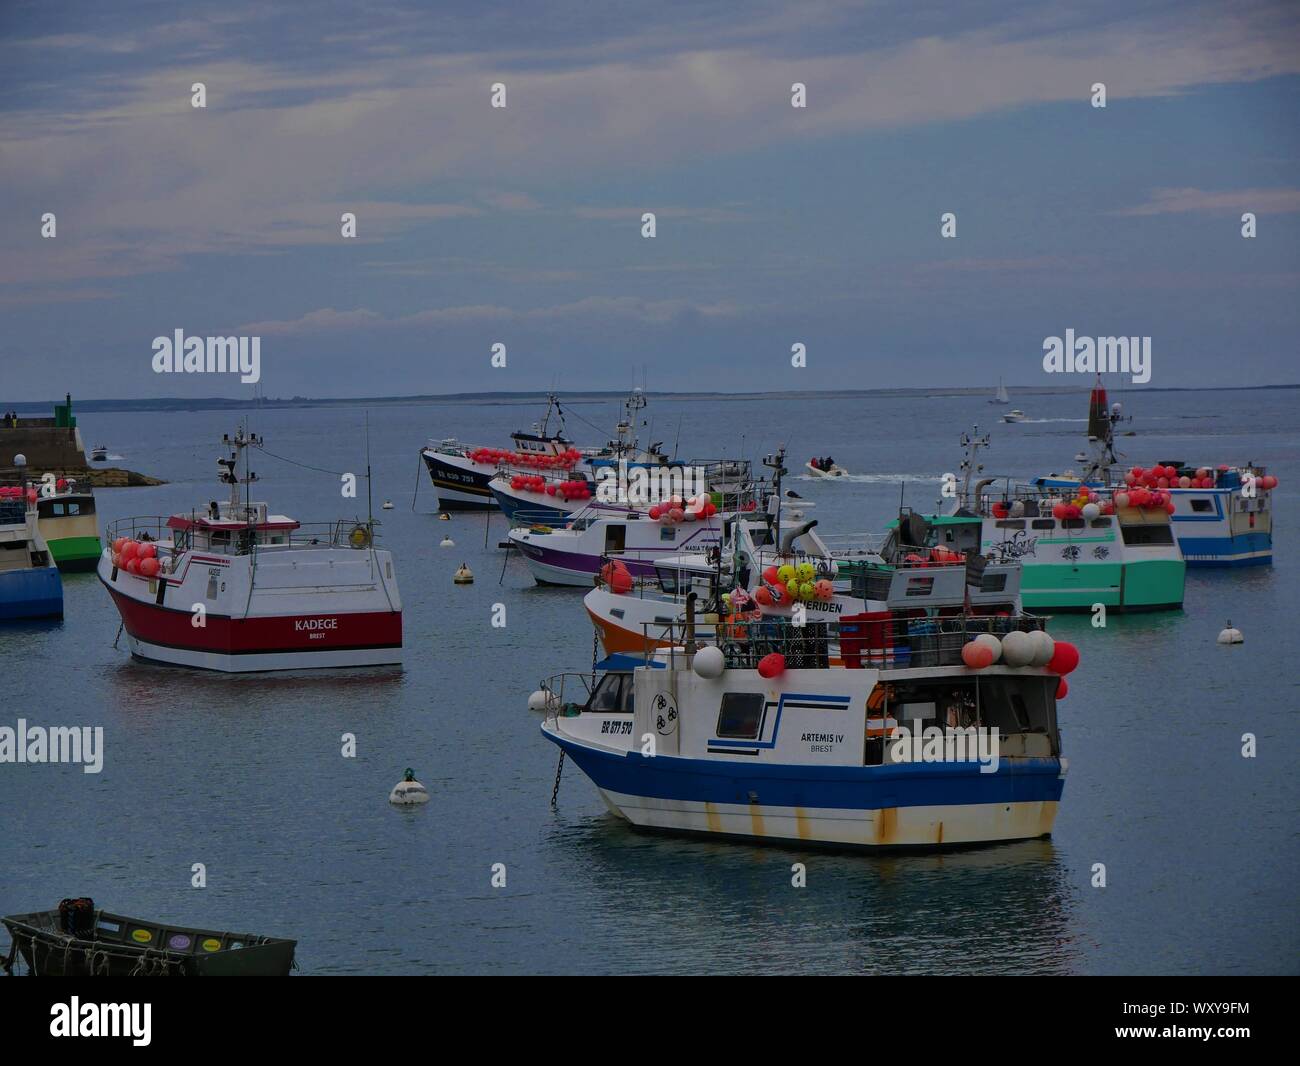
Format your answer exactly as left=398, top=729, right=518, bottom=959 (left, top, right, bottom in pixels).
left=97, top=428, right=402, bottom=672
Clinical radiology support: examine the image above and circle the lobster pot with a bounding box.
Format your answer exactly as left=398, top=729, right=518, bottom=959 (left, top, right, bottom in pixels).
left=905, top=618, right=940, bottom=669
left=786, top=622, right=830, bottom=668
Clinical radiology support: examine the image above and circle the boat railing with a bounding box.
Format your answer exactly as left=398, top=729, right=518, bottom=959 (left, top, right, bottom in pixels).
left=640, top=611, right=1048, bottom=673
left=105, top=516, right=384, bottom=555
left=538, top=672, right=595, bottom=723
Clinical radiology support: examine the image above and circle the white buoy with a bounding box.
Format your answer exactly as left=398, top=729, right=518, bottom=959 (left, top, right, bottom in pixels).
left=1000, top=629, right=1035, bottom=667
left=692, top=645, right=726, bottom=678
left=382, top=500, right=394, bottom=510
left=389, top=768, right=430, bottom=806
left=1217, top=621, right=1243, bottom=645
left=453, top=563, right=473, bottom=584
left=438, top=512, right=451, bottom=521
left=973, top=632, right=1003, bottom=663
left=1028, top=630, right=1055, bottom=667
left=528, top=689, right=550, bottom=712
left=439, top=535, right=455, bottom=548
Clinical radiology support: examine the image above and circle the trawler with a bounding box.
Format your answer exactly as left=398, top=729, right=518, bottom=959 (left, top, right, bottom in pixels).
left=1032, top=377, right=1274, bottom=567
left=542, top=606, right=1073, bottom=849
left=941, top=429, right=1185, bottom=611
left=32, top=476, right=101, bottom=571
left=0, top=487, right=63, bottom=621
left=97, top=428, right=402, bottom=672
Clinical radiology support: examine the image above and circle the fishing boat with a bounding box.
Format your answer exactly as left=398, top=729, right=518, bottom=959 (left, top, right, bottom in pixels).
left=2, top=902, right=296, bottom=976
left=510, top=507, right=728, bottom=586
left=97, top=427, right=402, bottom=672
left=0, top=487, right=63, bottom=621
left=1001, top=409, right=1027, bottom=423
left=940, top=429, right=1184, bottom=612
left=990, top=379, right=1010, bottom=405
left=26, top=475, right=101, bottom=571
left=586, top=501, right=1023, bottom=656
left=542, top=607, right=1073, bottom=850
left=1032, top=377, right=1275, bottom=567
left=421, top=393, right=582, bottom=511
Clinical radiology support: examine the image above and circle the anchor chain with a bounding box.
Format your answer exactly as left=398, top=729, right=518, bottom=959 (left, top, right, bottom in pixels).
left=550, top=751, right=565, bottom=807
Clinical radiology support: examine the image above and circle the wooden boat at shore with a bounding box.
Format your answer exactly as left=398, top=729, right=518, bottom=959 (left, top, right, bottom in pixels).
left=2, top=903, right=297, bottom=976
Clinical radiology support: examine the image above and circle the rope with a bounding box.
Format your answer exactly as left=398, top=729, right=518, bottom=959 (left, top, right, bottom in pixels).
left=253, top=444, right=369, bottom=480
left=411, top=453, right=424, bottom=510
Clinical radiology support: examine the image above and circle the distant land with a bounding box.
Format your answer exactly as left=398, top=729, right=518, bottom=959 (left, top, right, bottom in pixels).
left=6, top=382, right=1298, bottom=415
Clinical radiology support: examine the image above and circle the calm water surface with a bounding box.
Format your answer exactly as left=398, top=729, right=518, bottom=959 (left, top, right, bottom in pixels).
left=2, top=388, right=1296, bottom=974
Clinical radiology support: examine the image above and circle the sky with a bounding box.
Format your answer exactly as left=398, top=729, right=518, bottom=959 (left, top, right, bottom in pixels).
left=1, top=0, right=1298, bottom=401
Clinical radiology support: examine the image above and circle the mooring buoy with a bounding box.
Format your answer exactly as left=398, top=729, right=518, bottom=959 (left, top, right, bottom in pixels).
left=389, top=768, right=430, bottom=805
left=1216, top=620, right=1243, bottom=645
left=453, top=563, right=474, bottom=584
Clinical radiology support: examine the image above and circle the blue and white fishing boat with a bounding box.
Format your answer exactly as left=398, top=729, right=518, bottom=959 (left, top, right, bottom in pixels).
left=0, top=488, right=64, bottom=621
left=542, top=610, right=1071, bottom=849
left=1033, top=377, right=1274, bottom=567
left=420, top=393, right=582, bottom=511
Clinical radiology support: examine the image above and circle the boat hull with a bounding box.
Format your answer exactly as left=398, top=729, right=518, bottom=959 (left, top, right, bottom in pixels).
left=97, top=546, right=403, bottom=673
left=422, top=449, right=497, bottom=510
left=45, top=533, right=103, bottom=572
left=545, top=726, right=1065, bottom=849
left=0, top=567, right=63, bottom=621
left=1019, top=558, right=1185, bottom=612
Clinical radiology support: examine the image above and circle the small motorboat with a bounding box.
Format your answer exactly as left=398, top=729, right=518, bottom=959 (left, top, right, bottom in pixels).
left=2, top=902, right=297, bottom=976
left=1001, top=409, right=1027, bottom=423
left=91, top=445, right=108, bottom=462
left=806, top=457, right=848, bottom=478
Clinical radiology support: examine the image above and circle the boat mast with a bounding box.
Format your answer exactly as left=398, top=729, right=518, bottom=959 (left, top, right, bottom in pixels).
left=958, top=427, right=990, bottom=509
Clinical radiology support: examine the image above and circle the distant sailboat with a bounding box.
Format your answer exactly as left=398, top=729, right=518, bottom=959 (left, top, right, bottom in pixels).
left=990, top=378, right=1009, bottom=404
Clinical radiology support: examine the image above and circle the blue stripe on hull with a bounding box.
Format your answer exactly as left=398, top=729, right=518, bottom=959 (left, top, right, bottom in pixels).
left=544, top=729, right=1065, bottom=810
left=0, top=567, right=64, bottom=621
left=1177, top=530, right=1272, bottom=566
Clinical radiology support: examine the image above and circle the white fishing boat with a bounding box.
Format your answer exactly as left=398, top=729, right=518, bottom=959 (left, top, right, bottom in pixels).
left=542, top=608, right=1074, bottom=850
left=97, top=427, right=402, bottom=672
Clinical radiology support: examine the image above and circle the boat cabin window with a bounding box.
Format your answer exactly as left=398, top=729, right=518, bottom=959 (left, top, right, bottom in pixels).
left=1120, top=524, right=1174, bottom=546
left=604, top=525, right=626, bottom=553
left=716, top=692, right=766, bottom=739
left=38, top=498, right=93, bottom=517
left=905, top=576, right=935, bottom=597
left=875, top=676, right=1058, bottom=745
left=1189, top=498, right=1213, bottom=513
left=659, top=526, right=677, bottom=541
left=1031, top=519, right=1055, bottom=530
left=586, top=674, right=633, bottom=714
left=1089, top=518, right=1112, bottom=528
left=748, top=527, right=774, bottom=547
left=980, top=572, right=1007, bottom=592
left=995, top=520, right=1025, bottom=530
left=1061, top=518, right=1085, bottom=530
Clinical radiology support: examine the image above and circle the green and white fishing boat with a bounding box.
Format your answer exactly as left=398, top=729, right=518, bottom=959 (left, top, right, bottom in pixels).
left=33, top=476, right=102, bottom=571
left=918, top=430, right=1185, bottom=613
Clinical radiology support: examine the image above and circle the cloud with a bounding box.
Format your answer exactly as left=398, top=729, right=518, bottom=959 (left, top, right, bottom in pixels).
left=238, top=296, right=741, bottom=335
left=1114, top=187, right=1300, bottom=216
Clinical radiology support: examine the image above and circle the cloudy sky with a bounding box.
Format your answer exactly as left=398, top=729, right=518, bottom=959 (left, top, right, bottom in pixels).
left=1, top=0, right=1298, bottom=401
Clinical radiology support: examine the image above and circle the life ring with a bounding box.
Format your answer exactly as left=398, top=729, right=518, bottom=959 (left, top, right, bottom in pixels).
left=348, top=524, right=372, bottom=549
